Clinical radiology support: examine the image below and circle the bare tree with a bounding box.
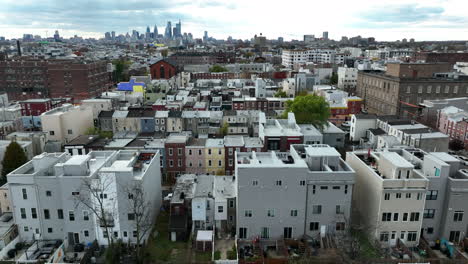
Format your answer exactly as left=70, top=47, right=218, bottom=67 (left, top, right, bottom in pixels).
left=122, top=181, right=153, bottom=264
left=74, top=175, right=117, bottom=246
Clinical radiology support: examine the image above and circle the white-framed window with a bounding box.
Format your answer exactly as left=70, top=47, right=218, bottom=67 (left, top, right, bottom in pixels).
left=267, top=209, right=275, bottom=217
left=244, top=210, right=252, bottom=217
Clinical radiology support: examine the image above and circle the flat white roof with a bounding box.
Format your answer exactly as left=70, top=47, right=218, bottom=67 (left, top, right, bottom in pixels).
left=381, top=152, right=414, bottom=168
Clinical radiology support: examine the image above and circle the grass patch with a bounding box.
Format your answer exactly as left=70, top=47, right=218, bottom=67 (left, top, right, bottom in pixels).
left=227, top=245, right=237, bottom=260
left=195, top=251, right=212, bottom=262
left=351, top=230, right=381, bottom=259
left=143, top=211, right=189, bottom=263
left=214, top=250, right=221, bottom=260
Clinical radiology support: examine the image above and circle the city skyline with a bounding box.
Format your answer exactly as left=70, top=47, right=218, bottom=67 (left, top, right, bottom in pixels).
left=1, top=0, right=468, bottom=41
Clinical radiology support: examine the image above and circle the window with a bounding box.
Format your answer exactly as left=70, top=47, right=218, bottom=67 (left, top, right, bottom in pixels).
left=427, top=227, right=434, bottom=234
left=276, top=180, right=282, bottom=186
left=312, top=205, right=322, bottom=214
left=67, top=129, right=73, bottom=134
left=449, top=231, right=461, bottom=242
left=69, top=211, right=75, bottom=221
left=44, top=209, right=50, bottom=219
left=336, top=205, right=344, bottom=214
left=122, top=231, right=127, bottom=237
left=396, top=193, right=402, bottom=199
left=410, top=212, right=420, bottom=222
left=71, top=191, right=80, bottom=196
left=310, top=222, right=319, bottom=231
left=261, top=227, right=270, bottom=239
left=24, top=226, right=29, bottom=232
left=336, top=222, right=345, bottom=231
left=267, top=209, right=275, bottom=217
left=218, top=160, right=222, bottom=167
left=393, top=213, right=399, bottom=221
left=424, top=209, right=435, bottom=219
left=320, top=186, right=328, bottom=190
left=384, top=193, right=390, bottom=200
left=229, top=200, right=235, bottom=208
left=218, top=206, right=224, bottom=213
left=218, top=149, right=222, bottom=155
left=426, top=190, right=438, bottom=200
left=169, top=160, right=173, bottom=167
left=20, top=208, right=26, bottom=219
left=49, top=131, right=55, bottom=136
left=380, top=232, right=389, bottom=242
left=407, top=231, right=417, bottom=241
left=99, top=193, right=108, bottom=199
left=445, top=85, right=450, bottom=93
left=417, top=193, right=423, bottom=200
left=284, top=227, right=293, bottom=239
left=22, top=188, right=27, bottom=199
left=290, top=210, right=298, bottom=217
left=128, top=193, right=134, bottom=199
left=84, top=230, right=89, bottom=237
left=208, top=160, right=212, bottom=166
left=239, top=228, right=247, bottom=239
left=133, top=230, right=137, bottom=238
left=57, top=209, right=63, bottom=219
left=401, top=231, right=406, bottom=240
left=406, top=193, right=412, bottom=199
left=382, top=212, right=391, bottom=222
left=168, top=148, right=173, bottom=156
left=83, top=211, right=89, bottom=221
left=436, top=85, right=441, bottom=93
left=208, top=149, right=212, bottom=155
left=46, top=191, right=52, bottom=197
left=31, top=208, right=37, bottom=219
left=178, top=148, right=182, bottom=155
left=333, top=186, right=340, bottom=190
left=454, top=211, right=464, bottom=222
left=244, top=210, right=252, bottom=217
left=403, top=213, right=408, bottom=221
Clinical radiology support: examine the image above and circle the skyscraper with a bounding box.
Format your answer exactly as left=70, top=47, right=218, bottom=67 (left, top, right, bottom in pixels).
left=175, top=20, right=182, bottom=37
left=111, top=31, right=115, bottom=40
left=165, top=21, right=172, bottom=39
left=146, top=26, right=151, bottom=39
left=53, top=30, right=60, bottom=41
left=203, top=31, right=208, bottom=42
left=322, top=31, right=329, bottom=40
left=153, top=24, right=158, bottom=37
left=104, top=32, right=111, bottom=40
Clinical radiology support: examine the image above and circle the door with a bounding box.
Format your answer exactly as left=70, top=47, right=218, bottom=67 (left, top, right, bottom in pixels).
left=68, top=233, right=74, bottom=245
left=283, top=227, right=292, bottom=239
left=73, top=233, right=80, bottom=244
left=261, top=227, right=269, bottom=239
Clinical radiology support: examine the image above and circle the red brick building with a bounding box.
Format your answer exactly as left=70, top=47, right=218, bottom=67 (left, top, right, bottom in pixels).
left=437, top=107, right=468, bottom=150
left=0, top=58, right=111, bottom=102
left=20, top=99, right=53, bottom=116
left=414, top=52, right=468, bottom=66
left=149, top=59, right=178, bottom=80
left=165, top=135, right=189, bottom=183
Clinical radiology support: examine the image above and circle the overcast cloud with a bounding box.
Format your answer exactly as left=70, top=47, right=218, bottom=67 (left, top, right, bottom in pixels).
left=0, top=0, right=467, bottom=41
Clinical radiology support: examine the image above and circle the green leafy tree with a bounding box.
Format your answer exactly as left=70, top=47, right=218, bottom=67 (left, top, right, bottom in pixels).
left=274, top=90, right=288, bottom=98
left=220, top=122, right=229, bottom=136
left=209, top=65, right=228, bottom=72
left=330, top=72, right=338, bottom=85
left=1, top=141, right=28, bottom=184
left=281, top=94, right=330, bottom=130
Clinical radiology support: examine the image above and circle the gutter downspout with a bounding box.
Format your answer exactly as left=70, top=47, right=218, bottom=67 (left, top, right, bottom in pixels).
left=303, top=183, right=309, bottom=237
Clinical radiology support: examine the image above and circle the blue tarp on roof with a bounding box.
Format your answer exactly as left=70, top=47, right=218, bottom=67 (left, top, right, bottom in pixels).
left=117, top=79, right=146, bottom=91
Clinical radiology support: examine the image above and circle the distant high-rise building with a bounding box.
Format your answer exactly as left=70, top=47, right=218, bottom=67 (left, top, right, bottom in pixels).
left=303, top=34, right=315, bottom=43
left=278, top=37, right=284, bottom=44
left=322, top=31, right=329, bottom=40
left=409, top=38, right=415, bottom=43
left=402, top=38, right=408, bottom=43
left=104, top=32, right=111, bottom=40
left=165, top=21, right=172, bottom=39
left=146, top=26, right=150, bottom=33
left=175, top=20, right=182, bottom=37
left=111, top=31, right=115, bottom=40
left=146, top=26, right=151, bottom=39
left=203, top=31, right=208, bottom=42
left=53, top=30, right=60, bottom=41
left=153, top=24, right=158, bottom=37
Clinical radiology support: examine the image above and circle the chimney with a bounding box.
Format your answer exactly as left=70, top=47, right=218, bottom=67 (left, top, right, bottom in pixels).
left=16, top=40, right=21, bottom=56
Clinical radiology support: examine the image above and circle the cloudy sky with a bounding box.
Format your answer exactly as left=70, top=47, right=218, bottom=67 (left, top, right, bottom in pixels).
left=1, top=0, right=467, bottom=41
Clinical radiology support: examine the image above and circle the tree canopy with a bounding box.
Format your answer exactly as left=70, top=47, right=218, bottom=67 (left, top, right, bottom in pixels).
left=274, top=90, right=288, bottom=98
left=281, top=94, right=330, bottom=130
left=330, top=72, right=338, bottom=85
left=209, top=65, right=228, bottom=72
left=1, top=141, right=28, bottom=184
